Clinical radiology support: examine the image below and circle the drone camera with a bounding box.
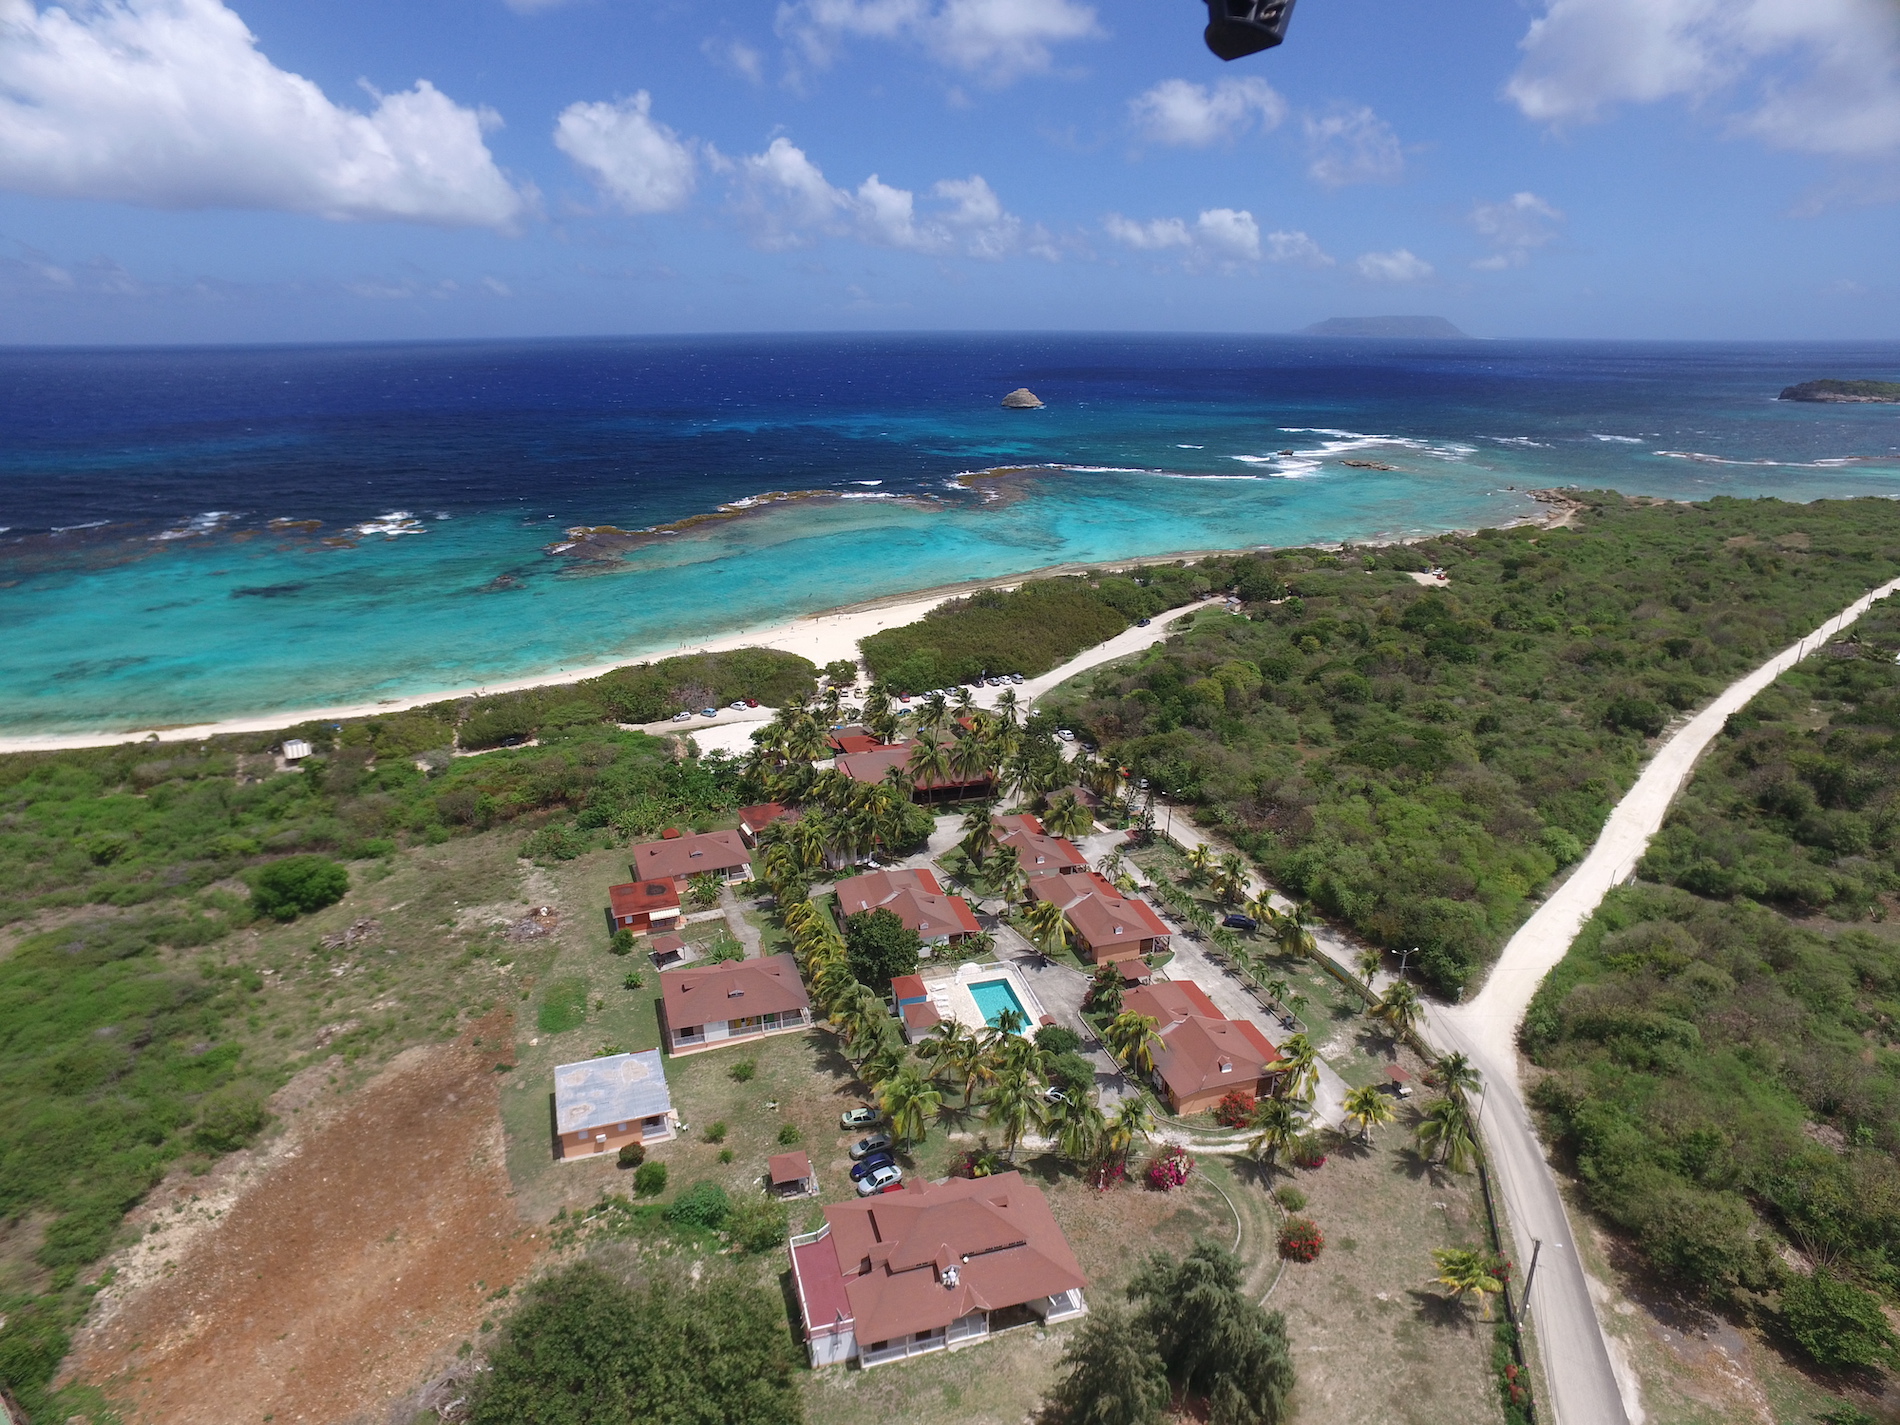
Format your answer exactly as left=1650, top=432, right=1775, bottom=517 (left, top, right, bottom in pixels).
left=1203, top=0, right=1297, bottom=60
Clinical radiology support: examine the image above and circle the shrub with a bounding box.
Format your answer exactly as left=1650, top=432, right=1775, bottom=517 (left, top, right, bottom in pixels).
left=718, top=1148, right=735, bottom=1164
left=520, top=822, right=592, bottom=862
left=622, top=971, right=644, bottom=990
left=665, top=1180, right=732, bottom=1231
left=1278, top=1216, right=1325, bottom=1262
left=729, top=1059, right=757, bottom=1083
left=777, top=1122, right=802, bottom=1145
left=1146, top=1146, right=1194, bottom=1191
left=1214, top=1089, right=1255, bottom=1128
left=704, top=1120, right=727, bottom=1144
left=616, top=1143, right=646, bottom=1170
left=1273, top=1185, right=1307, bottom=1213
left=610, top=929, right=636, bottom=956
left=247, top=855, right=349, bottom=920
left=633, top=1161, right=668, bottom=1196
left=729, top=1195, right=790, bottom=1253
left=1290, top=1134, right=1328, bottom=1169
left=191, top=1089, right=270, bottom=1153
left=1780, top=1271, right=1900, bottom=1371
left=1604, top=696, right=1668, bottom=737
left=1035, top=1024, right=1083, bottom=1056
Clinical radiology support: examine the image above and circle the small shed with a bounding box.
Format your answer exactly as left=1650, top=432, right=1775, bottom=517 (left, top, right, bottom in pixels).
left=769, top=1150, right=818, bottom=1198
left=281, top=738, right=312, bottom=761
left=1384, top=1064, right=1414, bottom=1097
left=900, top=1000, right=943, bottom=1044
left=649, top=932, right=693, bottom=970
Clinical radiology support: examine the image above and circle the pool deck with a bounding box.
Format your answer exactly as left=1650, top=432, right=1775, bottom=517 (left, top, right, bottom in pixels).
left=927, top=960, right=1048, bottom=1036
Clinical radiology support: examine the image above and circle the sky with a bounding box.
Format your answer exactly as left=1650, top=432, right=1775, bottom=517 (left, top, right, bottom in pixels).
left=0, top=0, right=1897, bottom=344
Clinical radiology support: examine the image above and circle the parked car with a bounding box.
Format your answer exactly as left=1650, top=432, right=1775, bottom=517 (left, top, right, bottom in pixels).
left=744, top=697, right=760, bottom=708
left=729, top=700, right=748, bottom=710
left=1137, top=617, right=1152, bottom=627
left=1057, top=729, right=1076, bottom=742
left=698, top=707, right=718, bottom=717
left=848, top=1132, right=893, bottom=1160
left=839, top=1106, right=881, bottom=1130
left=671, top=710, right=693, bottom=722
left=849, top=1152, right=897, bottom=1181
left=856, top=1163, right=903, bottom=1195
left=1040, top=1086, right=1069, bottom=1104
left=1009, top=673, right=1024, bottom=684
left=1222, top=913, right=1258, bottom=932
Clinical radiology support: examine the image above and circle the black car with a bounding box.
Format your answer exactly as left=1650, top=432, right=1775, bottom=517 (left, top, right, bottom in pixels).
left=1222, top=913, right=1258, bottom=932
left=1137, top=617, right=1152, bottom=627
left=849, top=1152, right=897, bottom=1181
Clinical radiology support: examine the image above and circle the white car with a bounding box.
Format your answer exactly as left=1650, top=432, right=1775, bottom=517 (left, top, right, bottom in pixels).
left=856, top=1163, right=903, bottom=1195
left=729, top=700, right=748, bottom=710
left=1058, top=729, right=1076, bottom=742
left=671, top=710, right=693, bottom=722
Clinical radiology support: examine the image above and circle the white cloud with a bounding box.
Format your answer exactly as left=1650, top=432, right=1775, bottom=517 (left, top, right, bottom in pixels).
left=1303, top=106, right=1404, bottom=186
left=1355, top=248, right=1433, bottom=282
left=1507, top=0, right=1900, bottom=157
left=726, top=136, right=1034, bottom=257
left=554, top=93, right=697, bottom=214
left=704, top=36, right=766, bottom=84
left=777, top=0, right=1099, bottom=82
left=1105, top=209, right=1331, bottom=271
left=0, top=0, right=528, bottom=227
left=1127, top=76, right=1286, bottom=147
left=1469, top=191, right=1563, bottom=269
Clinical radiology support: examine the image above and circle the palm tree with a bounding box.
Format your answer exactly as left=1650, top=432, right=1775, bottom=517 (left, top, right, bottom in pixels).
left=1103, top=1012, right=1161, bottom=1078
left=958, top=802, right=999, bottom=868
left=1376, top=981, right=1423, bottom=1037
left=1356, top=946, right=1383, bottom=985
left=1244, top=890, right=1277, bottom=926
left=860, top=1035, right=908, bottom=1090
left=1273, top=902, right=1317, bottom=958
left=881, top=1065, right=943, bottom=1149
left=1096, top=848, right=1127, bottom=883
left=1343, top=1084, right=1396, bottom=1144
left=1415, top=1096, right=1477, bottom=1174
left=982, top=1067, right=1044, bottom=1159
left=1272, top=1033, right=1319, bottom=1104
left=1184, top=844, right=1215, bottom=887
left=1215, top=851, right=1250, bottom=906
left=948, top=731, right=995, bottom=789
left=1084, top=959, right=1125, bottom=1015
left=1023, top=899, right=1071, bottom=959
left=907, top=738, right=951, bottom=796
left=785, top=715, right=831, bottom=766
left=835, top=987, right=888, bottom=1050
left=1044, top=791, right=1094, bottom=841
left=1431, top=1051, right=1482, bottom=1107
left=1246, top=1097, right=1302, bottom=1169
left=995, top=856, right=1030, bottom=908
left=1047, top=1091, right=1106, bottom=1165
left=1432, top=1247, right=1504, bottom=1318
left=993, top=688, right=1022, bottom=728
left=1102, top=1098, right=1155, bottom=1165
left=952, top=684, right=977, bottom=715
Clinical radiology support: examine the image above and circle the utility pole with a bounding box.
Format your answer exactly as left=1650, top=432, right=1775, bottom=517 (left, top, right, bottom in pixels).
left=1516, top=1238, right=1542, bottom=1326
left=1398, top=945, right=1415, bottom=976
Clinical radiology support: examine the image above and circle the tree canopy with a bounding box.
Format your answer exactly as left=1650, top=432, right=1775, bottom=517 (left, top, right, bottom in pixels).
left=842, top=906, right=921, bottom=988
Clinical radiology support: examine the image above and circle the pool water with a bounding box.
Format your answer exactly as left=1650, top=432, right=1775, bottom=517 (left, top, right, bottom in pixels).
left=969, top=978, right=1030, bottom=1032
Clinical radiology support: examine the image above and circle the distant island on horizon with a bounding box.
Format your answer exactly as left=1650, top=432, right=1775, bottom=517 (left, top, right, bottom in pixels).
left=1301, top=315, right=1471, bottom=339
left=1778, top=378, right=1900, bottom=404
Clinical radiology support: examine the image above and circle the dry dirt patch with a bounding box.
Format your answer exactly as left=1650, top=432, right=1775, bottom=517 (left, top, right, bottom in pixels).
left=67, top=1012, right=542, bottom=1425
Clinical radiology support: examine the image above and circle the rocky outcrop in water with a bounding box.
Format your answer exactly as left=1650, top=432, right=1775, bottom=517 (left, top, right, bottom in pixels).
left=1778, top=379, right=1900, bottom=404
left=1001, top=388, right=1044, bottom=409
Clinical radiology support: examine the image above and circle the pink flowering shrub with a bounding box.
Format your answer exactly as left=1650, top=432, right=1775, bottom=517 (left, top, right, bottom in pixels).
left=1146, top=1146, right=1194, bottom=1191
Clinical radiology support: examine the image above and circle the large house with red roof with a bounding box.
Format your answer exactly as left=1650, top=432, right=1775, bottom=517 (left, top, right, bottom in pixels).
left=993, top=814, right=1089, bottom=879
left=630, top=829, right=753, bottom=887
left=1123, top=981, right=1281, bottom=1115
left=835, top=741, right=991, bottom=800
left=788, top=1172, right=1087, bottom=1368
left=659, top=953, right=812, bottom=1056
left=834, top=867, right=981, bottom=952
left=1026, top=872, right=1171, bottom=973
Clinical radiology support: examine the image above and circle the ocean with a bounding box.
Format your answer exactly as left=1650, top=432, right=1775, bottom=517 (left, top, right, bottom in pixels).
left=3, top=333, right=1898, bottom=737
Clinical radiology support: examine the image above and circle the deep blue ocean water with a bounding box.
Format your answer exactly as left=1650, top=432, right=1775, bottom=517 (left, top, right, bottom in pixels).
left=3, top=333, right=1898, bottom=736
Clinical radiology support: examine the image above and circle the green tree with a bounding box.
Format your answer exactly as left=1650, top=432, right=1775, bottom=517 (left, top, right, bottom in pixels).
left=1039, top=1304, right=1171, bottom=1425
left=685, top=871, right=723, bottom=909
left=1044, top=791, right=1094, bottom=841
left=1084, top=959, right=1125, bottom=1015
left=1127, top=1242, right=1295, bottom=1425
left=1343, top=1084, right=1395, bottom=1144
left=1246, top=1098, right=1302, bottom=1171
left=1430, top=1051, right=1481, bottom=1106
left=982, top=1066, right=1044, bottom=1159
left=842, top=907, right=921, bottom=988
left=1104, top=1012, right=1161, bottom=1078
left=1356, top=946, right=1382, bottom=985
left=1024, top=899, right=1072, bottom=958
left=1375, top=981, right=1422, bottom=1037
left=880, top=1065, right=943, bottom=1149
left=1414, top=1096, right=1476, bottom=1174
left=1271, top=904, right=1316, bottom=959
left=1048, top=1089, right=1107, bottom=1165
left=1431, top=1247, right=1503, bottom=1319
left=1104, top=1098, right=1155, bottom=1166
left=247, top=855, right=349, bottom=920
left=1780, top=1270, right=1900, bottom=1372
left=1270, top=1034, right=1319, bottom=1104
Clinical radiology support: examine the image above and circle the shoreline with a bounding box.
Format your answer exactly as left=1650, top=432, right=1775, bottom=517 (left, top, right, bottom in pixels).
left=0, top=494, right=1572, bottom=755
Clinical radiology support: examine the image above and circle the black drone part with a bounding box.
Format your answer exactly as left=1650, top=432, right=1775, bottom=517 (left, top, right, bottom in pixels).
left=1203, top=0, right=1297, bottom=60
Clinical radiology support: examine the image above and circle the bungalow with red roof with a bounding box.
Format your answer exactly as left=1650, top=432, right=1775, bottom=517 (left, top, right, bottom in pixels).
left=788, top=1171, right=1087, bottom=1369
left=1124, top=982, right=1281, bottom=1115
left=607, top=878, right=681, bottom=934
left=827, top=726, right=886, bottom=756
left=1026, top=873, right=1170, bottom=971
left=659, top=953, right=812, bottom=1056
left=834, top=868, right=981, bottom=952
left=630, top=830, right=752, bottom=887
left=835, top=741, right=991, bottom=800
left=737, top=802, right=797, bottom=848
left=993, top=820, right=1089, bottom=879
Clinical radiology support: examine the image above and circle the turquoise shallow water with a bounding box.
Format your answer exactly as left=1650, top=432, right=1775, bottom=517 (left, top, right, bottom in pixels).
left=968, top=978, right=1031, bottom=1032
left=3, top=334, right=1898, bottom=735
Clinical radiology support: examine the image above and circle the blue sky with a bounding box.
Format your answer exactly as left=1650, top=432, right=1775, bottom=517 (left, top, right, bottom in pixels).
left=0, top=0, right=1897, bottom=344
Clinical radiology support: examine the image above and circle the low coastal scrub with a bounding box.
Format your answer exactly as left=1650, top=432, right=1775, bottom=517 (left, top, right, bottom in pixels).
left=1052, top=495, right=1900, bottom=994
left=860, top=565, right=1209, bottom=691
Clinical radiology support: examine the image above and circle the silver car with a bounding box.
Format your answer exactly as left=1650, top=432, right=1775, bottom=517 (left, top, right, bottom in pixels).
left=849, top=1132, right=894, bottom=1160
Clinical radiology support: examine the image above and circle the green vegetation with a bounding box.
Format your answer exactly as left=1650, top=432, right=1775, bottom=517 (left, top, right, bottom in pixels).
left=1051, top=496, right=1900, bottom=993
left=246, top=854, right=349, bottom=919
left=467, top=1261, right=802, bottom=1425
left=1528, top=595, right=1900, bottom=1383
left=842, top=906, right=921, bottom=988
left=860, top=566, right=1210, bottom=691
left=1779, top=379, right=1900, bottom=403
left=537, top=976, right=591, bottom=1035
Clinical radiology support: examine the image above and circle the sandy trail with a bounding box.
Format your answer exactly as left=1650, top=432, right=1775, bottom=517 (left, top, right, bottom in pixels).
left=66, top=1013, right=542, bottom=1425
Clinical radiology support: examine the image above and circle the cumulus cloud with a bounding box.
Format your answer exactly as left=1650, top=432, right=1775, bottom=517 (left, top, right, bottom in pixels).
left=0, top=0, right=527, bottom=227
left=704, top=36, right=766, bottom=83
left=1507, top=0, right=1900, bottom=157
left=1127, top=76, right=1286, bottom=146
left=1469, top=191, right=1564, bottom=269
left=1104, top=209, right=1330, bottom=270
left=555, top=93, right=697, bottom=214
left=777, top=0, right=1099, bottom=82
left=1303, top=106, right=1404, bottom=186
left=724, top=136, right=1037, bottom=257
left=1355, top=248, right=1433, bottom=282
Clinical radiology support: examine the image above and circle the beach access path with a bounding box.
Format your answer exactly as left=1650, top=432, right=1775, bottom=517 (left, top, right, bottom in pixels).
left=1143, top=575, right=1900, bottom=1425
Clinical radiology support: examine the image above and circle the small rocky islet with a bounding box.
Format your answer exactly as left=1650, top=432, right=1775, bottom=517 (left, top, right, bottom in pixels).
left=1777, top=378, right=1900, bottom=404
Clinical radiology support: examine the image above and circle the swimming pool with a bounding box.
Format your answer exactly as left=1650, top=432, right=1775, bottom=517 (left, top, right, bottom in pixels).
left=969, top=978, right=1030, bottom=1032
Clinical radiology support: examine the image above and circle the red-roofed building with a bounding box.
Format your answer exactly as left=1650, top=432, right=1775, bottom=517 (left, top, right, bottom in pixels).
left=737, top=802, right=797, bottom=848
left=835, top=742, right=991, bottom=800
left=995, top=825, right=1088, bottom=879
left=659, top=953, right=812, bottom=1056
left=788, top=1171, right=1087, bottom=1369
left=827, top=726, right=886, bottom=756
left=1026, top=873, right=1170, bottom=970
left=630, top=830, right=752, bottom=886
left=607, top=879, right=682, bottom=934
left=1145, top=1014, right=1281, bottom=1116
left=835, top=868, right=981, bottom=951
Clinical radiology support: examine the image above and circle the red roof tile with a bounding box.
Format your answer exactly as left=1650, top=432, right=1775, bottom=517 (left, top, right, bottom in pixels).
left=769, top=1151, right=814, bottom=1186
left=631, top=830, right=751, bottom=882
left=660, top=953, right=810, bottom=1028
